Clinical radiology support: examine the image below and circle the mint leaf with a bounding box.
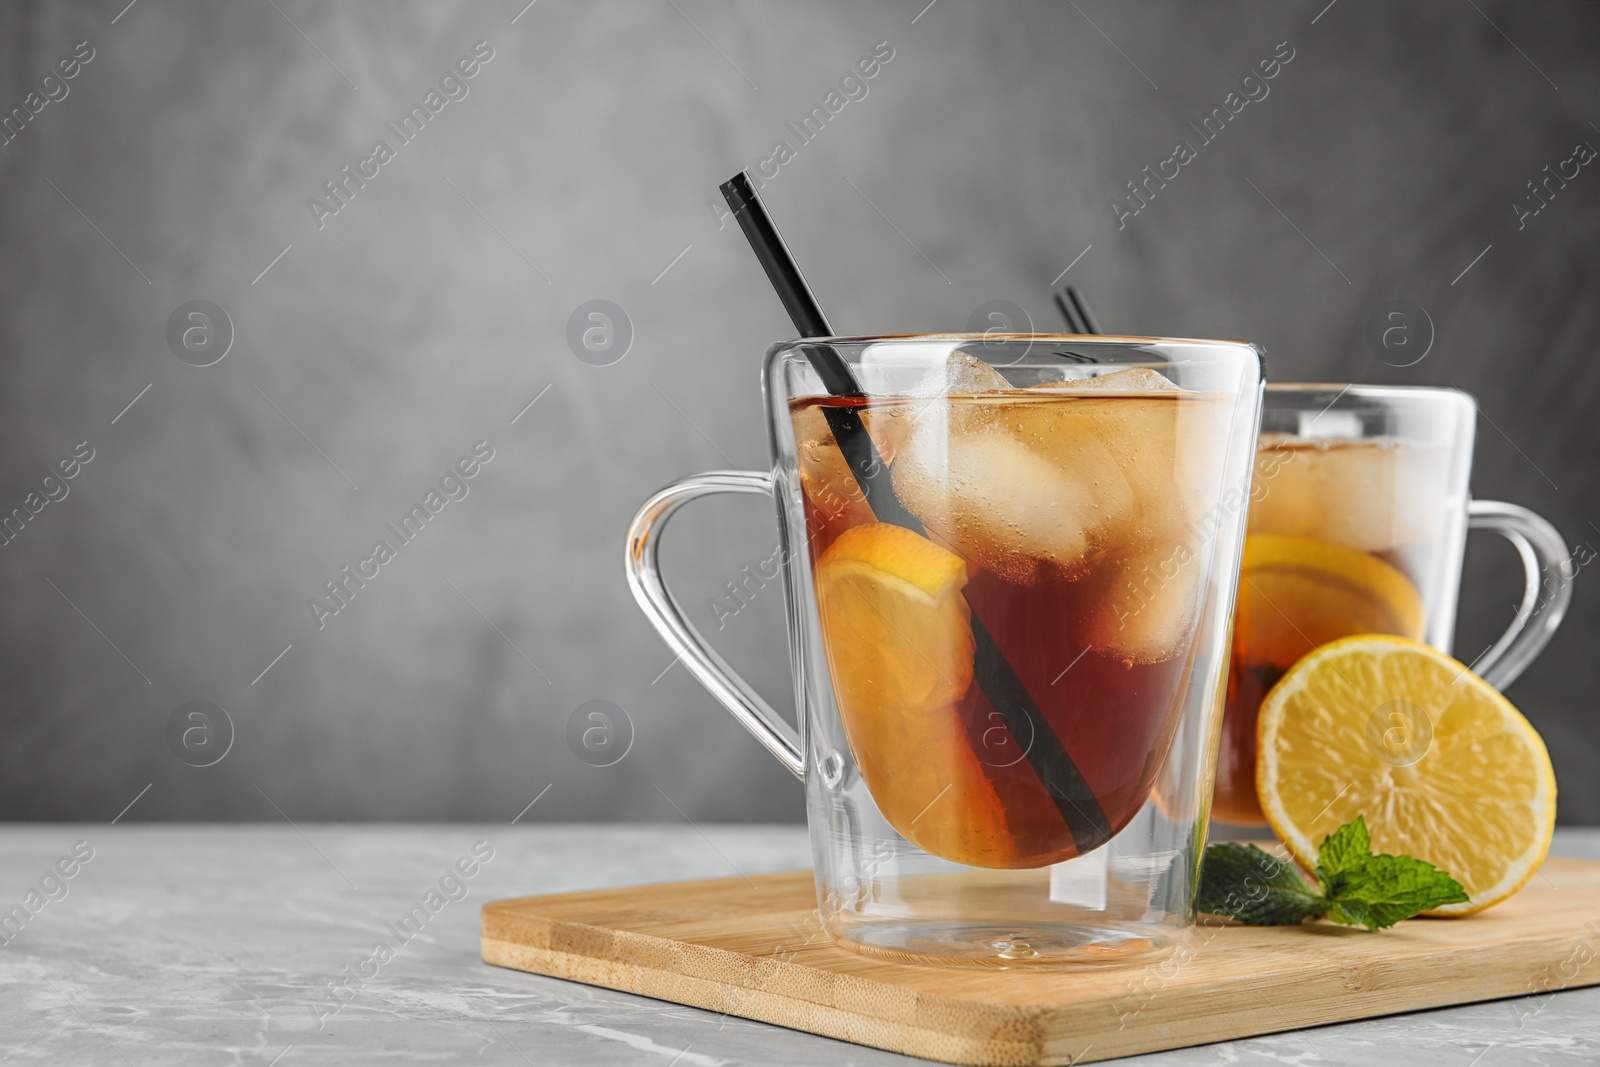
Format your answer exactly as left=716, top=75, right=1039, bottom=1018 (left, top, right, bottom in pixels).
left=1197, top=816, right=1471, bottom=931
left=1315, top=815, right=1372, bottom=884
left=1324, top=897, right=1376, bottom=930
left=1322, top=852, right=1470, bottom=931
left=1197, top=843, right=1327, bottom=926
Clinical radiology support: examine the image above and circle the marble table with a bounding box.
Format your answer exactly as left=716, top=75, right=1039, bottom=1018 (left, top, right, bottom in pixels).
left=1, top=825, right=1596, bottom=1065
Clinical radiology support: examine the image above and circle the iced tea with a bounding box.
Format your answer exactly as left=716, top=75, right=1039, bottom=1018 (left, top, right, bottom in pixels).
left=789, top=358, right=1231, bottom=869
left=1213, top=433, right=1451, bottom=824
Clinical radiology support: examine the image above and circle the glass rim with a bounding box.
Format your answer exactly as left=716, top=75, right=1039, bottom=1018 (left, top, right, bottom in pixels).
left=769, top=332, right=1259, bottom=349
left=1264, top=382, right=1474, bottom=405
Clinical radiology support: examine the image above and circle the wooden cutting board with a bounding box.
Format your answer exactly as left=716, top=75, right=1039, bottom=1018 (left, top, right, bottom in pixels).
left=482, top=857, right=1600, bottom=1066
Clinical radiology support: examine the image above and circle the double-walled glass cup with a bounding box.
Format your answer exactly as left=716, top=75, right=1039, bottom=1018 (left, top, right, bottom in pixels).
left=627, top=335, right=1263, bottom=964
left=1214, top=384, right=1573, bottom=826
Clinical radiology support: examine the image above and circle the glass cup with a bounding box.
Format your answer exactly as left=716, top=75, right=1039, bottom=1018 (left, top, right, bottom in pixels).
left=1213, top=384, right=1574, bottom=826
left=626, top=335, right=1263, bottom=964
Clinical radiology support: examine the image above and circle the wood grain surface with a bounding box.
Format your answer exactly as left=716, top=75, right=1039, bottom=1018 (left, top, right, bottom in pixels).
left=483, top=857, right=1600, bottom=1066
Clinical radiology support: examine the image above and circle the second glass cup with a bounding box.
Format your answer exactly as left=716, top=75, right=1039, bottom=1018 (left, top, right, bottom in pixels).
left=1214, top=384, right=1573, bottom=826
left=628, top=335, right=1263, bottom=964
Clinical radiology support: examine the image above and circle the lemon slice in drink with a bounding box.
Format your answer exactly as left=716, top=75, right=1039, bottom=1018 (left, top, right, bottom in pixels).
left=1257, top=634, right=1556, bottom=915
left=1237, top=535, right=1424, bottom=671
left=815, top=523, right=1017, bottom=867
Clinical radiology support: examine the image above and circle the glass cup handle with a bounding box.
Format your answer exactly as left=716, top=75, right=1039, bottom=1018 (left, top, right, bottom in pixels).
left=624, top=470, right=804, bottom=778
left=1465, top=500, right=1573, bottom=689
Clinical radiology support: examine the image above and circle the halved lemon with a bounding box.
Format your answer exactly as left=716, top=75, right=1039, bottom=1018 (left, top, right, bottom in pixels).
left=1256, top=634, right=1556, bottom=915
left=814, top=523, right=1015, bottom=866
left=1237, top=535, right=1425, bottom=672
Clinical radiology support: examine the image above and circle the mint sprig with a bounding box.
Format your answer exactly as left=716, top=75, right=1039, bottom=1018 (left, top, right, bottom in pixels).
left=1197, top=815, right=1469, bottom=931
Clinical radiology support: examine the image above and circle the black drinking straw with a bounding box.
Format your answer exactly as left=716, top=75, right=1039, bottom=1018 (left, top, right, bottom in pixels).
left=1053, top=285, right=1102, bottom=335
left=720, top=172, right=1112, bottom=853
left=719, top=174, right=913, bottom=527
left=720, top=175, right=834, bottom=343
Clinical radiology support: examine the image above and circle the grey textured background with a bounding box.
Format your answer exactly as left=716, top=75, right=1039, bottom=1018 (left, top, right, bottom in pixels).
left=1, top=1, right=1596, bottom=824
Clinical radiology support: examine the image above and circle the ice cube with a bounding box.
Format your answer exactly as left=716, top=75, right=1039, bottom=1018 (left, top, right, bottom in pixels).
left=890, top=360, right=1231, bottom=587
left=888, top=352, right=1108, bottom=581
left=1009, top=388, right=1229, bottom=551
left=911, top=350, right=1012, bottom=397
left=1023, top=367, right=1229, bottom=542
left=1085, top=542, right=1205, bottom=663
left=1028, top=367, right=1180, bottom=392
left=1249, top=436, right=1449, bottom=553
left=891, top=423, right=1099, bottom=584
left=893, top=387, right=1145, bottom=583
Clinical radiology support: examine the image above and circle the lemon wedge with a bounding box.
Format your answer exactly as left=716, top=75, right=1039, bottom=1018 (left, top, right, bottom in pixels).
left=816, top=523, right=1018, bottom=866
